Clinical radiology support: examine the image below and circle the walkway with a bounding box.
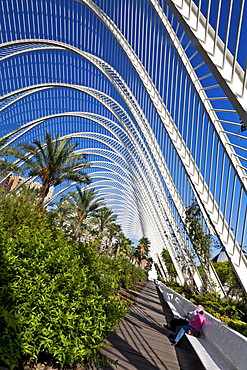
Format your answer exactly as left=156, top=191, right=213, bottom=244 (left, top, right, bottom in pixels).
left=96, top=281, right=204, bottom=370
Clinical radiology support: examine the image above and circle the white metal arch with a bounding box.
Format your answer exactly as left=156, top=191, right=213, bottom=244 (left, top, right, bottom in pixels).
left=63, top=134, right=207, bottom=287
left=10, top=116, right=184, bottom=282
left=0, top=1, right=246, bottom=292
left=0, top=41, right=222, bottom=291
left=69, top=1, right=247, bottom=294
left=1, top=81, right=187, bottom=241
left=0, top=43, right=207, bottom=221
left=161, top=0, right=247, bottom=125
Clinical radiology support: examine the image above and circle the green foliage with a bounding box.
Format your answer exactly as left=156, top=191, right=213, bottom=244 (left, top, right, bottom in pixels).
left=0, top=194, right=129, bottom=369
left=58, top=186, right=105, bottom=241
left=185, top=202, right=213, bottom=290
left=99, top=255, right=147, bottom=290
left=105, top=223, right=122, bottom=256
left=96, top=207, right=117, bottom=236
left=161, top=249, right=177, bottom=281
left=198, top=261, right=243, bottom=298
left=136, top=237, right=150, bottom=261
left=189, top=293, right=244, bottom=321
left=185, top=203, right=211, bottom=264
left=164, top=281, right=193, bottom=297
left=12, top=132, right=91, bottom=202
left=228, top=320, right=247, bottom=337
left=113, top=233, right=134, bottom=259
left=213, top=261, right=242, bottom=296
left=213, top=261, right=235, bottom=285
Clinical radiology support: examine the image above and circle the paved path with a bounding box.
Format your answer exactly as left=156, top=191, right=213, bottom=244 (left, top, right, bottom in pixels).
left=96, top=281, right=204, bottom=370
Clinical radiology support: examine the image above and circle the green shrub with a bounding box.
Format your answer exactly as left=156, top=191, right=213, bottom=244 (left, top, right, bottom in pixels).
left=190, top=294, right=244, bottom=321
left=164, top=281, right=193, bottom=297
left=228, top=320, right=247, bottom=337
left=0, top=195, right=128, bottom=369
left=161, top=249, right=177, bottom=281
left=99, top=255, right=147, bottom=290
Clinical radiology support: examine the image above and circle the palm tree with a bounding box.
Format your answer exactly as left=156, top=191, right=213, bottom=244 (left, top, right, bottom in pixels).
left=95, top=206, right=117, bottom=239
left=136, top=237, right=151, bottom=266
left=12, top=132, right=91, bottom=202
left=120, top=237, right=135, bottom=260
left=113, top=233, right=135, bottom=259
left=105, top=223, right=122, bottom=256
left=113, top=231, right=125, bottom=258
left=145, top=257, right=153, bottom=271
left=59, top=186, right=104, bottom=241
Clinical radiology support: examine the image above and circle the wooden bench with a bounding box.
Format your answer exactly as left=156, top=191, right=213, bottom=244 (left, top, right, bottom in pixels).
left=157, top=282, right=246, bottom=370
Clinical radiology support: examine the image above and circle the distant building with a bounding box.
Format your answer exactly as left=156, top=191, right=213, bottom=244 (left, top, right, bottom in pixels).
left=211, top=249, right=228, bottom=263
left=0, top=172, right=54, bottom=201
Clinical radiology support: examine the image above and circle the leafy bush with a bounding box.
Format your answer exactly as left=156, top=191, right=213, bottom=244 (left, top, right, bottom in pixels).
left=213, top=261, right=243, bottom=297
left=228, top=320, right=247, bottom=337
left=99, top=255, right=147, bottom=290
left=164, top=281, right=194, bottom=298
left=161, top=249, right=177, bottom=281
left=189, top=293, right=245, bottom=321
left=0, top=195, right=129, bottom=369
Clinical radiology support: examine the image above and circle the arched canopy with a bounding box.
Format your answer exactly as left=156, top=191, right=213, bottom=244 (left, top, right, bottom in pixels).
left=1, top=0, right=247, bottom=294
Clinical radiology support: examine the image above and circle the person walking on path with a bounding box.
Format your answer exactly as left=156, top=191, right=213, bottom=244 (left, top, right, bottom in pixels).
left=171, top=307, right=205, bottom=346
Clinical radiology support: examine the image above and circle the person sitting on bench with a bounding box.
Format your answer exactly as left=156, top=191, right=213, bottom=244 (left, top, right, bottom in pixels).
left=164, top=305, right=204, bottom=333
left=171, top=307, right=205, bottom=347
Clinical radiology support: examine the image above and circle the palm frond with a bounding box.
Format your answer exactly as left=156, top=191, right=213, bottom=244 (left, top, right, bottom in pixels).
left=4, top=132, right=92, bottom=202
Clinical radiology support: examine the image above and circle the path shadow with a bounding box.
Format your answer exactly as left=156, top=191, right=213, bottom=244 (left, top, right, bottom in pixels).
left=104, top=333, right=170, bottom=370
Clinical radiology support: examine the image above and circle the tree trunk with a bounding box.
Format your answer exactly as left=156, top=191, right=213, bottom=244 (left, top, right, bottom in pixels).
left=39, top=184, right=50, bottom=202
left=106, top=239, right=113, bottom=256
left=73, top=218, right=83, bottom=241
left=115, top=244, right=121, bottom=258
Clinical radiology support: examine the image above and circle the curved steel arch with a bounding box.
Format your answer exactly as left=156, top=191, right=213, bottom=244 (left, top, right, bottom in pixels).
left=2, top=79, right=204, bottom=283
left=77, top=1, right=246, bottom=181
left=63, top=134, right=207, bottom=288
left=1, top=81, right=187, bottom=232
left=11, top=117, right=183, bottom=280
left=0, top=40, right=223, bottom=292
left=160, top=0, right=247, bottom=125
left=0, top=42, right=216, bottom=219
left=0, top=44, right=211, bottom=269
left=0, top=1, right=245, bottom=292
left=74, top=0, right=247, bottom=294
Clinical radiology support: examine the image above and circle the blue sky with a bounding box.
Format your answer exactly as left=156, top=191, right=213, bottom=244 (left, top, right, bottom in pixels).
left=0, top=0, right=246, bottom=257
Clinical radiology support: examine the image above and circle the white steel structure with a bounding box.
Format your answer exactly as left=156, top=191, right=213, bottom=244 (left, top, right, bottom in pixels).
left=0, top=0, right=247, bottom=294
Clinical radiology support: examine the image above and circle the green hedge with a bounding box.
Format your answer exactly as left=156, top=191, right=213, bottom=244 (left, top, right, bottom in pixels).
left=0, top=195, right=132, bottom=369
left=99, top=255, right=147, bottom=290
left=228, top=320, right=247, bottom=337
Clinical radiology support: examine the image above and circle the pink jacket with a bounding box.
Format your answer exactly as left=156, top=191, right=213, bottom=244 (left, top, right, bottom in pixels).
left=189, top=313, right=204, bottom=330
